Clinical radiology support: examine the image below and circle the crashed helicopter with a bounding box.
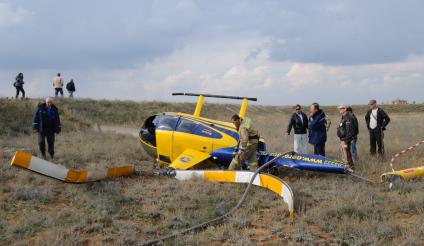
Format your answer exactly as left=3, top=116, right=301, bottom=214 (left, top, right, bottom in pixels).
left=9, top=92, right=354, bottom=227
left=139, top=92, right=352, bottom=174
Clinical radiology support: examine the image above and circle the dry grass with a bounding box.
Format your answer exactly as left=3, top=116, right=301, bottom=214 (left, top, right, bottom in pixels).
left=0, top=98, right=424, bottom=245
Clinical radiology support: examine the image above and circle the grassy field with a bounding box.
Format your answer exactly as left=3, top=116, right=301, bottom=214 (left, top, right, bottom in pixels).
left=0, top=98, right=423, bottom=245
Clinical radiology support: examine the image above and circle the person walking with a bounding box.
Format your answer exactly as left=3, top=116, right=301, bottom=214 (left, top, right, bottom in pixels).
left=13, top=73, right=25, bottom=99
left=337, top=104, right=357, bottom=168
left=52, top=73, right=64, bottom=98
left=286, top=104, right=308, bottom=153
left=32, top=97, right=61, bottom=159
left=347, top=106, right=359, bottom=162
left=66, top=79, right=76, bottom=98
left=228, top=114, right=260, bottom=171
left=365, top=100, right=390, bottom=158
left=308, top=103, right=327, bottom=156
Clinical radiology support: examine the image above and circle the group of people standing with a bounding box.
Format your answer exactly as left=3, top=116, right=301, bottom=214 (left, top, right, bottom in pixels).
left=13, top=72, right=76, bottom=99
left=286, top=100, right=390, bottom=169
left=286, top=103, right=329, bottom=156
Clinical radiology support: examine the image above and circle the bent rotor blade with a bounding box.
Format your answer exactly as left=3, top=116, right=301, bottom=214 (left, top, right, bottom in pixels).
left=10, top=150, right=134, bottom=183
left=173, top=170, right=294, bottom=222
left=381, top=166, right=424, bottom=182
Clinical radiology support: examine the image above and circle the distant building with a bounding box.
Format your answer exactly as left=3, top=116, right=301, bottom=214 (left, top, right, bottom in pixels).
left=392, top=99, right=408, bottom=105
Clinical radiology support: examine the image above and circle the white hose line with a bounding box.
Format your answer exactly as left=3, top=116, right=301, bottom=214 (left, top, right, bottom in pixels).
left=174, top=170, right=294, bottom=222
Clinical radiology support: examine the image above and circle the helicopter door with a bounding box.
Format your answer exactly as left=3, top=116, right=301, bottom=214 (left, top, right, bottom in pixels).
left=155, top=115, right=178, bottom=164
left=172, top=119, right=219, bottom=161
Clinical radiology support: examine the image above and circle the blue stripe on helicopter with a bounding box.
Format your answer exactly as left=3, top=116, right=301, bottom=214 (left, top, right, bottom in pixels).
left=211, top=147, right=348, bottom=174
left=260, top=153, right=348, bottom=174
left=209, top=125, right=239, bottom=141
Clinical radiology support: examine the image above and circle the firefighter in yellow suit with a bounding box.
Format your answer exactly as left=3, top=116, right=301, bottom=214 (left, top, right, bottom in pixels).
left=228, top=114, right=259, bottom=171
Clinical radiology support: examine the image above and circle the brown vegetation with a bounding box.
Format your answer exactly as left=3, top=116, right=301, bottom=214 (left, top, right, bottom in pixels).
left=0, top=98, right=423, bottom=245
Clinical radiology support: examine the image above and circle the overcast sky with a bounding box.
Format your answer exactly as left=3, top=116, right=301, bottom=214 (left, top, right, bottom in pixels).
left=1, top=0, right=423, bottom=105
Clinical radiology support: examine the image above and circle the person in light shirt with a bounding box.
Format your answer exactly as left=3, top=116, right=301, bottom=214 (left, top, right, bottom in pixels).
left=365, top=100, right=390, bottom=158
left=286, top=104, right=308, bottom=154
left=52, top=73, right=64, bottom=98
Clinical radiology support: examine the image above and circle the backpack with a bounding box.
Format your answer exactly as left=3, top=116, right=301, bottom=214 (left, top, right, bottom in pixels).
left=66, top=82, right=74, bottom=91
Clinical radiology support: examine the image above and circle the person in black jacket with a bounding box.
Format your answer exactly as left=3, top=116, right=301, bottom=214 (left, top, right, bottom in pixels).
left=365, top=100, right=390, bottom=157
left=308, top=103, right=327, bottom=156
left=14, top=73, right=25, bottom=99
left=347, top=106, right=359, bottom=162
left=337, top=104, right=357, bottom=168
left=286, top=104, right=308, bottom=153
left=32, top=97, right=61, bottom=159
left=66, top=79, right=76, bottom=98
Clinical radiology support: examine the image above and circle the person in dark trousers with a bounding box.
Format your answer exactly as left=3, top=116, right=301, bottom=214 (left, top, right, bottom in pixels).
left=286, top=104, right=309, bottom=153
left=308, top=102, right=327, bottom=156
left=52, top=73, right=64, bottom=98
left=347, top=106, right=359, bottom=162
left=32, top=97, right=61, bottom=159
left=365, top=99, right=390, bottom=158
left=14, top=73, right=25, bottom=99
left=66, top=79, right=76, bottom=98
left=337, top=104, right=357, bottom=168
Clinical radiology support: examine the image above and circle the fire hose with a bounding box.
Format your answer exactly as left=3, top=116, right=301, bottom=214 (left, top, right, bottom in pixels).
left=141, top=152, right=291, bottom=246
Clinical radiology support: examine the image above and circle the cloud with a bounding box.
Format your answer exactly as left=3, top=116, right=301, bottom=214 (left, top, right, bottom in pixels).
left=0, top=3, right=33, bottom=27
left=1, top=1, right=424, bottom=105
left=284, top=56, right=424, bottom=104
left=263, top=1, right=424, bottom=65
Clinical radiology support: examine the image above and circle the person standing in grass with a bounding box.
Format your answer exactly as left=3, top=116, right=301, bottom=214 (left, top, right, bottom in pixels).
left=286, top=104, right=308, bottom=153
left=337, top=104, right=356, bottom=169
left=365, top=99, right=390, bottom=158
left=228, top=114, right=260, bottom=171
left=347, top=106, right=359, bottom=163
left=66, top=79, right=76, bottom=98
left=13, top=73, right=25, bottom=99
left=308, top=102, right=327, bottom=156
left=32, top=97, right=61, bottom=159
left=52, top=73, right=64, bottom=98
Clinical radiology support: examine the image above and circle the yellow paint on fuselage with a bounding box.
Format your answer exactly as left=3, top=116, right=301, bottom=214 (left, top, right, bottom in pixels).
left=156, top=129, right=174, bottom=164
left=239, top=98, right=248, bottom=118
left=381, top=166, right=424, bottom=182
left=153, top=112, right=238, bottom=166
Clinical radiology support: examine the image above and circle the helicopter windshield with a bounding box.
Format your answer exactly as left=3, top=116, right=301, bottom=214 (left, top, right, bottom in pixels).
left=140, top=115, right=159, bottom=146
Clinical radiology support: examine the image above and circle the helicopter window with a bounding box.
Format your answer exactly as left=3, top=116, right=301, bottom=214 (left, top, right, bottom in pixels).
left=176, top=119, right=198, bottom=133
left=143, top=115, right=159, bottom=135
left=156, top=115, right=178, bottom=131
left=192, top=124, right=222, bottom=139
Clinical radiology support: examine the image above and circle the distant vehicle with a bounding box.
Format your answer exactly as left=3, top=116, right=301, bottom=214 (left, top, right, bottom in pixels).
left=139, top=93, right=350, bottom=174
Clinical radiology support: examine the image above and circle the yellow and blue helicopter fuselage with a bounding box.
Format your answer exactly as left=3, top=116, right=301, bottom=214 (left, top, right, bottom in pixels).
left=139, top=112, right=348, bottom=173
left=139, top=112, right=241, bottom=168
left=139, top=93, right=350, bottom=173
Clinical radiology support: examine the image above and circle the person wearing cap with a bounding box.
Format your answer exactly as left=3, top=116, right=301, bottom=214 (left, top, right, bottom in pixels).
left=365, top=100, right=390, bottom=157
left=308, top=102, right=327, bottom=156
left=337, top=104, right=356, bottom=168
left=346, top=106, right=359, bottom=162
left=228, top=114, right=259, bottom=171
left=286, top=104, right=308, bottom=153
left=32, top=97, right=61, bottom=159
